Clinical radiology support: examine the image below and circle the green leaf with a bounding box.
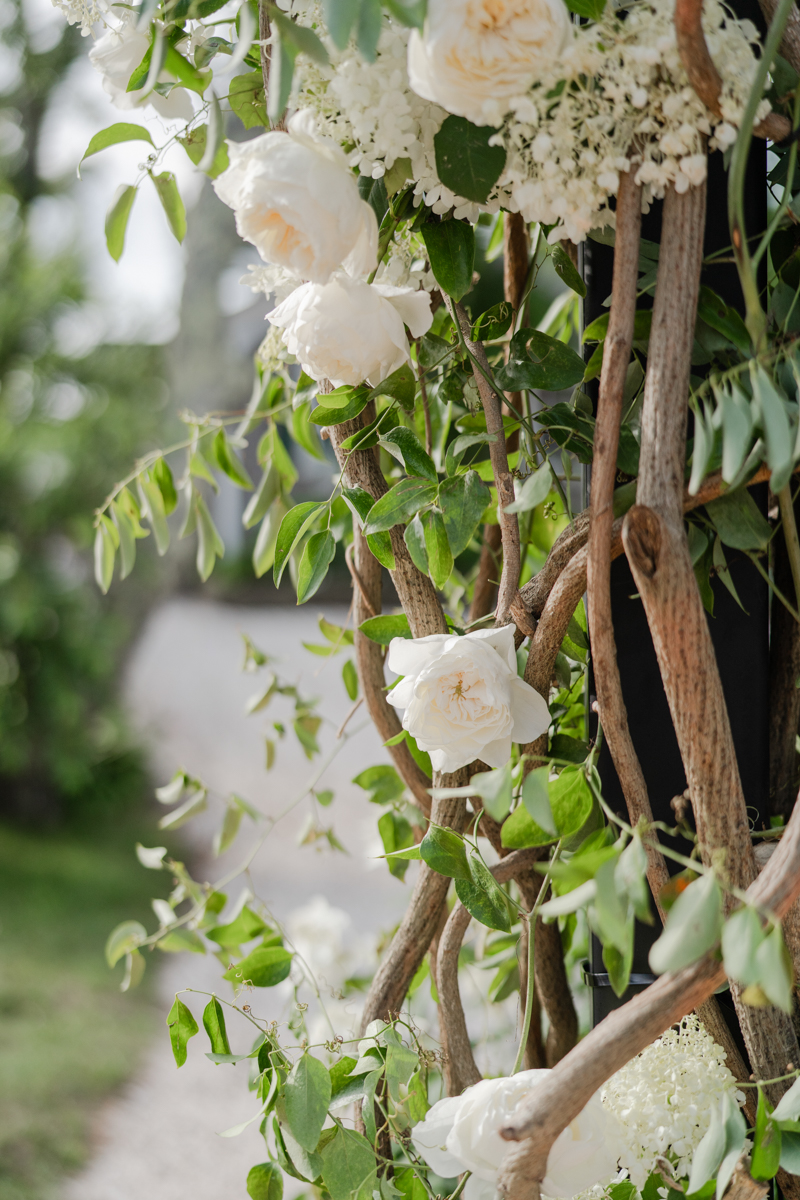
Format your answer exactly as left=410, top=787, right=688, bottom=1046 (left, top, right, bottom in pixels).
left=439, top=470, right=491, bottom=556
left=207, top=906, right=267, bottom=948
left=423, top=509, right=453, bottom=589
left=505, top=466, right=553, bottom=514
left=717, top=383, right=753, bottom=485
left=355, top=764, right=405, bottom=803
left=317, top=384, right=368, bottom=411
left=697, top=287, right=751, bottom=355
left=649, top=870, right=723, bottom=975
left=419, top=824, right=470, bottom=880
left=243, top=464, right=280, bottom=530
left=212, top=428, right=253, bottom=489
left=472, top=301, right=513, bottom=342
left=381, top=427, right=437, bottom=482
left=273, top=502, right=326, bottom=586
left=284, top=1053, right=332, bottom=1152
left=166, top=997, right=199, bottom=1068
left=293, top=401, right=326, bottom=461
left=773, top=1077, right=800, bottom=1123
left=359, top=613, right=411, bottom=644
left=163, top=43, right=211, bottom=94
left=157, top=928, right=207, bottom=954
left=496, top=329, right=586, bottom=392
left=151, top=171, right=186, bottom=243
left=705, top=488, right=771, bottom=552
left=80, top=123, right=154, bottom=176
left=195, top=493, right=225, bottom=581
left=370, top=363, right=417, bottom=413
left=521, top=766, right=557, bottom=834
left=228, top=69, right=269, bottom=129
left=153, top=456, right=178, bottom=513
left=551, top=244, right=586, bottom=297
left=615, top=834, right=652, bottom=925
left=455, top=855, right=511, bottom=931
left=202, top=997, right=231, bottom=1056
left=751, top=364, right=794, bottom=492
left=754, top=924, right=795, bottom=1013
left=178, top=122, right=231, bottom=177
left=106, top=919, right=147, bottom=967
left=267, top=21, right=296, bottom=120
left=471, top=763, right=512, bottom=822
left=138, top=478, right=170, bottom=555
left=247, top=1163, right=284, bottom=1200
left=385, top=1041, right=419, bottom=1099
left=254, top=498, right=286, bottom=578
left=272, top=8, right=329, bottom=62
left=322, top=0, right=359, bottom=48
left=502, top=768, right=592, bottom=849
left=753, top=1090, right=782, bottom=1181
left=342, top=658, right=359, bottom=701
left=378, top=811, right=414, bottom=880
left=320, top=1126, right=377, bottom=1200
left=779, top=1131, right=800, bottom=1174
left=421, top=219, right=475, bottom=302
left=213, top=798, right=243, bottom=856
left=363, top=479, right=437, bottom=534
left=433, top=115, right=506, bottom=205
left=94, top=519, right=116, bottom=594
left=563, top=0, right=605, bottom=17
left=310, top=389, right=371, bottom=425
left=688, top=1101, right=726, bottom=1194
left=721, top=904, right=765, bottom=986
left=105, top=184, right=137, bottom=262
left=223, top=945, right=293, bottom=987
left=297, top=530, right=336, bottom=604
left=341, top=486, right=395, bottom=568
left=404, top=513, right=429, bottom=574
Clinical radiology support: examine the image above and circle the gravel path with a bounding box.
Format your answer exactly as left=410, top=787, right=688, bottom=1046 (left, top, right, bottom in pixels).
left=60, top=599, right=412, bottom=1200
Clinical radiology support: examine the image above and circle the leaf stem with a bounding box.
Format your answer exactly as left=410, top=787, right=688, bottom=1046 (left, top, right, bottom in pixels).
left=513, top=840, right=562, bottom=1074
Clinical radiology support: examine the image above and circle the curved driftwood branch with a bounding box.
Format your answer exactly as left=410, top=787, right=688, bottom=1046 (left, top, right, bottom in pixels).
left=438, top=847, right=545, bottom=1095
left=674, top=0, right=790, bottom=140
left=496, top=795, right=800, bottom=1200
left=451, top=301, right=521, bottom=623
left=586, top=168, right=670, bottom=900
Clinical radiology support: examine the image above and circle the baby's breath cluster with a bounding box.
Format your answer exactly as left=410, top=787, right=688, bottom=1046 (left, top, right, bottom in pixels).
left=499, top=0, right=769, bottom=242
left=53, top=0, right=109, bottom=35
left=600, top=1015, right=746, bottom=1188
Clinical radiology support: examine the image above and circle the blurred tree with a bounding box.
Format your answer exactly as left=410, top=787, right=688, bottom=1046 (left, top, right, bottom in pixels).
left=0, top=0, right=170, bottom=823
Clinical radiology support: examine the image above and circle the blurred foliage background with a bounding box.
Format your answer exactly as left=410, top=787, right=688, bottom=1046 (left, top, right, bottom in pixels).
left=0, top=4, right=174, bottom=1197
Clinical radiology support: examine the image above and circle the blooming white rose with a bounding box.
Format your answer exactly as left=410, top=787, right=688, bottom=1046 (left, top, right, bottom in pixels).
left=413, top=1071, right=621, bottom=1200
left=407, top=0, right=570, bottom=126
left=89, top=21, right=194, bottom=120
left=267, top=272, right=432, bottom=388
left=213, top=110, right=378, bottom=284
left=386, top=626, right=550, bottom=773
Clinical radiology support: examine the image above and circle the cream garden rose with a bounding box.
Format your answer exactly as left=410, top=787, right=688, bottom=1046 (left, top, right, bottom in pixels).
left=213, top=111, right=378, bottom=284
left=386, top=626, right=549, bottom=773
left=407, top=0, right=570, bottom=127
left=267, top=272, right=432, bottom=388
left=89, top=20, right=194, bottom=120
left=413, top=1071, right=621, bottom=1200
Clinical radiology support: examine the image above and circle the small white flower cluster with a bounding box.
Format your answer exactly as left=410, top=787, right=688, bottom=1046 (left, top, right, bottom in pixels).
left=600, top=1014, right=746, bottom=1188
left=297, top=20, right=483, bottom=221
left=374, top=225, right=437, bottom=291
left=498, top=0, right=769, bottom=242
left=51, top=0, right=109, bottom=36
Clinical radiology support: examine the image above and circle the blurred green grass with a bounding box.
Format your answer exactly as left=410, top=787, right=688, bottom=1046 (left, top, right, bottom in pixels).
left=0, top=818, right=168, bottom=1200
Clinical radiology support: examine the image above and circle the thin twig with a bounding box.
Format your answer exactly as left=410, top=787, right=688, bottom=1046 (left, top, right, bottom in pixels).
left=778, top=484, right=800, bottom=617
left=345, top=542, right=377, bottom=618
left=513, top=844, right=562, bottom=1074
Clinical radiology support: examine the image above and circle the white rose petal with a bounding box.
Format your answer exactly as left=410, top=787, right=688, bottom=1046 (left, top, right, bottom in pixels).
left=413, top=1072, right=621, bottom=1197
left=89, top=20, right=194, bottom=119
left=408, top=0, right=570, bottom=126
left=386, top=625, right=550, bottom=773
left=213, top=110, right=378, bottom=284
left=267, top=272, right=432, bottom=388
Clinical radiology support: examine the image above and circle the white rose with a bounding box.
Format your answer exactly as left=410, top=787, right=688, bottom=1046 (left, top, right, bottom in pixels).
left=386, top=626, right=550, bottom=773
left=267, top=272, right=432, bottom=388
left=89, top=21, right=194, bottom=120
left=413, top=1071, right=621, bottom=1200
left=213, top=110, right=378, bottom=284
left=407, top=0, right=570, bottom=126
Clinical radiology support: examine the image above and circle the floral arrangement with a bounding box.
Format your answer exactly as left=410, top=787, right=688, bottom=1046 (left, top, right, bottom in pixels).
left=47, top=0, right=800, bottom=1192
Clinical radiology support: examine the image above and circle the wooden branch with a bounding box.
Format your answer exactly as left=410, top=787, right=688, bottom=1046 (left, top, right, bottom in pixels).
left=496, top=794, right=800, bottom=1200
left=360, top=787, right=468, bottom=1032
left=757, top=0, right=800, bottom=76
left=769, top=520, right=800, bottom=819
left=587, top=168, right=670, bottom=901
left=516, top=872, right=579, bottom=1065
left=724, top=1156, right=768, bottom=1200
left=674, top=0, right=790, bottom=140
left=626, top=179, right=800, bottom=1108
left=438, top=847, right=545, bottom=1095
left=452, top=301, right=521, bottom=623
left=257, top=1, right=286, bottom=132
left=471, top=523, right=502, bottom=624
left=505, top=214, right=530, bottom=314
left=329, top=415, right=446, bottom=639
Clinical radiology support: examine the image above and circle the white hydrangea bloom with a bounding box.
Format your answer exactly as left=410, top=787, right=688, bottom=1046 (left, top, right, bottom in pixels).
left=51, top=0, right=109, bottom=36
left=600, top=1015, right=746, bottom=1188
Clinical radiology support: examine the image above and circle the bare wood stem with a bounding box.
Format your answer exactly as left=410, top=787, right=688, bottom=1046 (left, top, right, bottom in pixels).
left=257, top=1, right=287, bottom=132
left=674, top=0, right=790, bottom=139
left=496, top=796, right=800, bottom=1200
left=471, top=523, right=503, bottom=624
left=451, top=301, right=521, bottom=623
left=770, top=515, right=800, bottom=819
